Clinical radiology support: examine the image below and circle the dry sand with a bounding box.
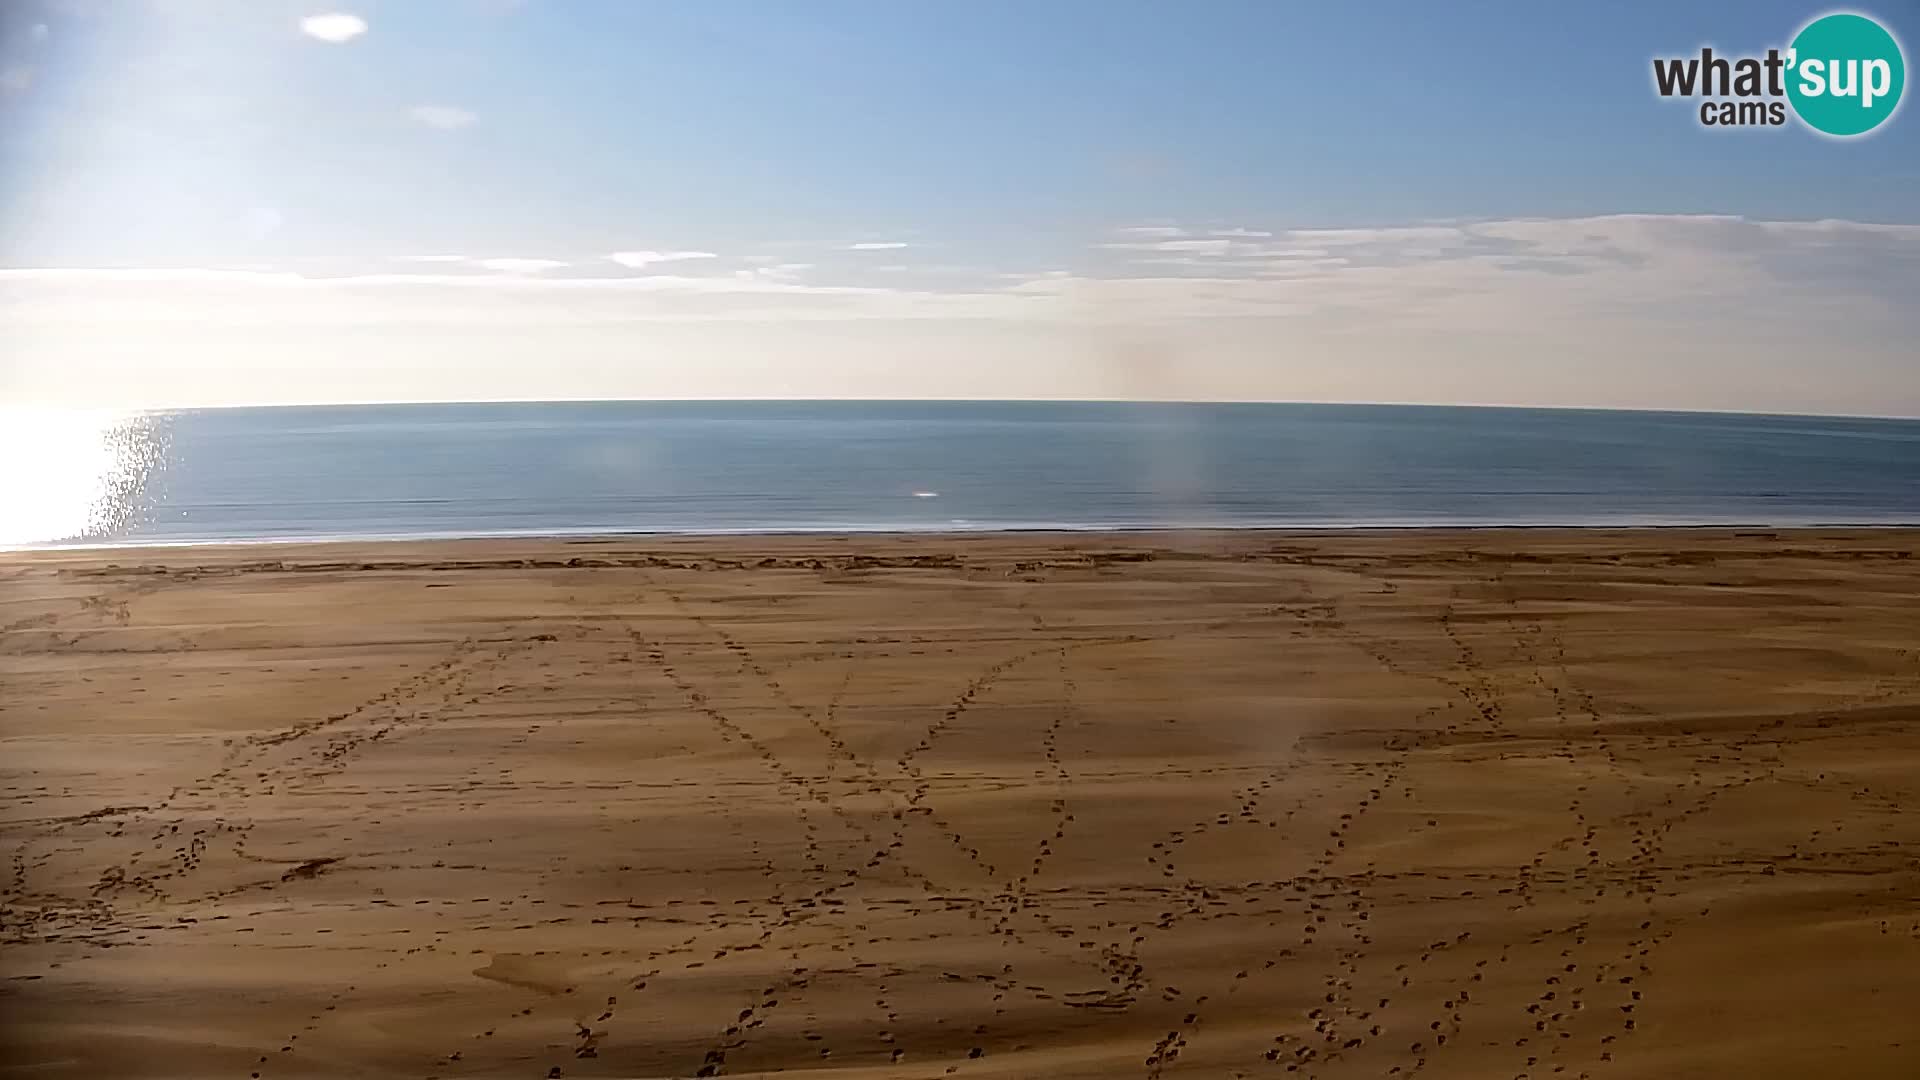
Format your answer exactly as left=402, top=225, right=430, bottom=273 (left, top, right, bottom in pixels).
left=2, top=529, right=1918, bottom=1079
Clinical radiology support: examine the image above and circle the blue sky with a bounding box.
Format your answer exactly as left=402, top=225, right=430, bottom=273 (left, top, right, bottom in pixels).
left=1, top=1, right=1917, bottom=412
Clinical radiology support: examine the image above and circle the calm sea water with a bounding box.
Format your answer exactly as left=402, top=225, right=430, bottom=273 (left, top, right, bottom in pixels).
left=9, top=401, right=1920, bottom=547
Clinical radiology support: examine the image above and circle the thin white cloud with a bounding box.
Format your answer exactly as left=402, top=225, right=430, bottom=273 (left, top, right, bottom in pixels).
left=13, top=216, right=1916, bottom=310
left=409, top=105, right=478, bottom=130
left=1115, top=226, right=1187, bottom=238
left=298, top=12, right=367, bottom=43
left=1760, top=219, right=1920, bottom=237
left=1287, top=226, right=1468, bottom=247
left=0, top=266, right=1042, bottom=329
left=606, top=250, right=718, bottom=269
left=1102, top=239, right=1256, bottom=256
left=0, top=268, right=310, bottom=284
left=847, top=242, right=910, bottom=251
left=7, top=216, right=1917, bottom=415
left=386, top=255, right=564, bottom=272
left=1211, top=228, right=1273, bottom=238
left=473, top=258, right=566, bottom=274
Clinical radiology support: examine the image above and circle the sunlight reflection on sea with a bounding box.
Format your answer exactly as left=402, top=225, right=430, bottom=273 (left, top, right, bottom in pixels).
left=0, top=409, right=168, bottom=546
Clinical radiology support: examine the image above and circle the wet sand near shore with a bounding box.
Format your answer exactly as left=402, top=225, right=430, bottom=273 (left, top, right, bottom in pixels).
left=3, top=529, right=1918, bottom=1079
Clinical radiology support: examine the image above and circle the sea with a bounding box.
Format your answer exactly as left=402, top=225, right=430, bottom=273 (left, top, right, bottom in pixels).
left=6, top=401, right=1920, bottom=548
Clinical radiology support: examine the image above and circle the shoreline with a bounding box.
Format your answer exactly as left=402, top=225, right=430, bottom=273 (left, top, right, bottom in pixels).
left=11, top=520, right=1920, bottom=557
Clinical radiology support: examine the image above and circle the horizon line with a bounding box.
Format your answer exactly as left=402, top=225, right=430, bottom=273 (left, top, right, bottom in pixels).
left=10, top=397, right=1918, bottom=423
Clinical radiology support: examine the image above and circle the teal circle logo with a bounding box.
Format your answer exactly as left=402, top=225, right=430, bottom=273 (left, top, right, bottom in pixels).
left=1787, top=12, right=1906, bottom=136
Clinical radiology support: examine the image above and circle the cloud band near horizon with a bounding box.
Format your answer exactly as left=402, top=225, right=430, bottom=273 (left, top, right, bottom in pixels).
left=3, top=214, right=1916, bottom=416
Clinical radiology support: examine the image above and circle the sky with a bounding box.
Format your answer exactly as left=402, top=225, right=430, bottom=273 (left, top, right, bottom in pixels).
left=1, top=0, right=1917, bottom=414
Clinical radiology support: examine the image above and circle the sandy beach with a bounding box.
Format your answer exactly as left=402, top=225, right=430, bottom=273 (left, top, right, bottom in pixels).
left=3, top=529, right=1917, bottom=1079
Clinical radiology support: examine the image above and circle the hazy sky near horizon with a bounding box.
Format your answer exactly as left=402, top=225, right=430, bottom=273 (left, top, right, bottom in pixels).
left=2, top=1, right=1918, bottom=414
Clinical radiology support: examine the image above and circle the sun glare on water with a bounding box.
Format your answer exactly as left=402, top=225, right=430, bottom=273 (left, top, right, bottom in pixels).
left=0, top=410, right=165, bottom=547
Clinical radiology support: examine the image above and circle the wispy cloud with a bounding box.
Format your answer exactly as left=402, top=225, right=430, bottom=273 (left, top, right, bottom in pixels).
left=472, top=258, right=566, bottom=274
left=607, top=250, right=718, bottom=269
left=388, top=255, right=564, bottom=273
left=298, top=12, right=367, bottom=44
left=409, top=105, right=478, bottom=130
left=1102, top=238, right=1260, bottom=256
left=9, top=214, right=1918, bottom=414
left=1115, top=226, right=1187, bottom=239
left=15, top=216, right=1915, bottom=321
left=1285, top=226, right=1470, bottom=248
left=7, top=216, right=1917, bottom=414
left=847, top=242, right=910, bottom=251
